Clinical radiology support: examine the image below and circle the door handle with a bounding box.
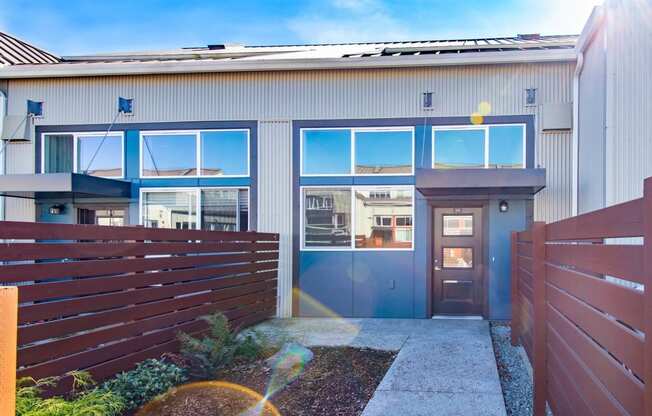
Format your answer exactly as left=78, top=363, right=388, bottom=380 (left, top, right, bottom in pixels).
left=434, top=266, right=441, bottom=271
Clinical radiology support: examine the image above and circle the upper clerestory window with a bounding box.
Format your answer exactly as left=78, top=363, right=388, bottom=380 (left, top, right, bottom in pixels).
left=140, top=129, right=249, bottom=178
left=432, top=124, right=526, bottom=169
left=42, top=132, right=124, bottom=178
left=301, top=127, right=414, bottom=176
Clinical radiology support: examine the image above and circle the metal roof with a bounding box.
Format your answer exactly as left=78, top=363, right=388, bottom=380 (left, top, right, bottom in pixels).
left=61, top=34, right=577, bottom=63
left=0, top=32, right=59, bottom=65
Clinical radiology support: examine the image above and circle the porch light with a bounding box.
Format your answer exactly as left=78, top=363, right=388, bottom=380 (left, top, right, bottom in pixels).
left=49, top=204, right=65, bottom=215
left=498, top=200, right=509, bottom=213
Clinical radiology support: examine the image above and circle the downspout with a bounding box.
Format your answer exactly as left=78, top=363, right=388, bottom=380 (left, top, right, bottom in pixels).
left=572, top=52, right=584, bottom=216
left=0, top=89, right=6, bottom=221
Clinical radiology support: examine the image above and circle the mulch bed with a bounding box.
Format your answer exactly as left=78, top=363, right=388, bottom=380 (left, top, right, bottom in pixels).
left=137, top=346, right=396, bottom=416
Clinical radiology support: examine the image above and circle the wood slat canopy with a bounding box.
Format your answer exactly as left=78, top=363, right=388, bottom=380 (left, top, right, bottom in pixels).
left=0, top=221, right=279, bottom=393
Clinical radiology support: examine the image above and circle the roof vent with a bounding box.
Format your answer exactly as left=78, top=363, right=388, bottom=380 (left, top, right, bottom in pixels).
left=206, top=43, right=243, bottom=50
left=207, top=44, right=226, bottom=50
left=517, top=33, right=541, bottom=40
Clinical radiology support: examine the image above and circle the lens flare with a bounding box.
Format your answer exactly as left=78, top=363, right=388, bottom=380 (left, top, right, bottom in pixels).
left=135, top=380, right=281, bottom=416
left=470, top=112, right=484, bottom=125
left=265, top=343, right=312, bottom=397
left=478, top=101, right=491, bottom=116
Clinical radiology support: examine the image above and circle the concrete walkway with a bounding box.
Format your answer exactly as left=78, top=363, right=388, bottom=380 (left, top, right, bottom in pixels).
left=255, top=318, right=507, bottom=416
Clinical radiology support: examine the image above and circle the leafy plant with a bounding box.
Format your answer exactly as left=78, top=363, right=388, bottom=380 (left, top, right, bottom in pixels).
left=16, top=371, right=124, bottom=416
left=99, top=358, right=188, bottom=411
left=177, top=312, right=272, bottom=379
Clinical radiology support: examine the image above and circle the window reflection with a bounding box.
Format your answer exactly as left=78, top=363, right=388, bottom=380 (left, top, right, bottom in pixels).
left=354, top=188, right=413, bottom=248
left=77, top=134, right=123, bottom=177
left=43, top=134, right=74, bottom=173
left=354, top=130, right=412, bottom=174
left=201, top=189, right=249, bottom=231
left=443, top=247, right=473, bottom=268
left=302, top=129, right=352, bottom=175
left=303, top=188, right=351, bottom=247
left=443, top=215, right=473, bottom=236
left=142, top=191, right=197, bottom=229
left=489, top=126, right=524, bottom=168
left=142, top=133, right=197, bottom=177
left=200, top=130, right=248, bottom=176
left=433, top=129, right=485, bottom=169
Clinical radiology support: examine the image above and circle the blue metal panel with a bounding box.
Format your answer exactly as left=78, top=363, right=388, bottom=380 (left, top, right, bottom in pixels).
left=299, top=251, right=353, bottom=317
left=414, top=124, right=432, bottom=169
left=353, top=176, right=414, bottom=185
left=488, top=199, right=527, bottom=320
left=37, top=200, right=75, bottom=224
left=412, top=193, right=430, bottom=318
left=125, top=130, right=140, bottom=180
left=352, top=251, right=414, bottom=318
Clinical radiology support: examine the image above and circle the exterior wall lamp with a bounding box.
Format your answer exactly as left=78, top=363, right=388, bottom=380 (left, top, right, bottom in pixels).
left=498, top=200, right=509, bottom=213
left=49, top=204, right=65, bottom=215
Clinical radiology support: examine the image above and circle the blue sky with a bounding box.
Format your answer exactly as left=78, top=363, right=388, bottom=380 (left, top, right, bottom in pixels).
left=1, top=0, right=599, bottom=56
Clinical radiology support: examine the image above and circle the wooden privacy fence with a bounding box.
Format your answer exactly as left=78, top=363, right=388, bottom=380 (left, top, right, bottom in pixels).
left=511, top=177, right=652, bottom=416
left=0, top=221, right=279, bottom=392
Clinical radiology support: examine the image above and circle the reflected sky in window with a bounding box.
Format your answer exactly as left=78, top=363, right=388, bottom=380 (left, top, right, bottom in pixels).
left=201, top=130, right=248, bottom=176
left=434, top=129, right=485, bottom=169
left=489, top=125, right=524, bottom=168
left=355, top=130, right=412, bottom=174
left=302, top=129, right=351, bottom=175
left=77, top=135, right=122, bottom=177
left=142, top=133, right=197, bottom=176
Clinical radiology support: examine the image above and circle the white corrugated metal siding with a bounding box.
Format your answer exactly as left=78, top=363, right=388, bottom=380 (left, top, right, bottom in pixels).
left=604, top=0, right=652, bottom=205
left=5, top=62, right=576, bottom=315
left=257, top=120, right=293, bottom=317
left=4, top=142, right=35, bottom=221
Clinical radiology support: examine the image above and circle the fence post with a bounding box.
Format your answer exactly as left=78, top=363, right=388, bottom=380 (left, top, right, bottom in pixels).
left=643, top=177, right=652, bottom=416
left=511, top=231, right=520, bottom=346
left=0, top=286, right=17, bottom=416
left=531, top=221, right=547, bottom=416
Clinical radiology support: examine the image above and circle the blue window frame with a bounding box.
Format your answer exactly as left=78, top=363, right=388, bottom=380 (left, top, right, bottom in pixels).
left=488, top=125, right=525, bottom=168
left=42, top=132, right=124, bottom=177
left=141, top=132, right=197, bottom=177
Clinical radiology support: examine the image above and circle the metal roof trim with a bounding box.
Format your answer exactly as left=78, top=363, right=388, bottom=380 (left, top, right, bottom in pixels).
left=0, top=48, right=577, bottom=79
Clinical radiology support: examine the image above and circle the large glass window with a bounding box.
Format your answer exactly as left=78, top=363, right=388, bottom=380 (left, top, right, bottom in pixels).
left=433, top=125, right=526, bottom=169
left=433, top=129, right=485, bottom=169
left=303, top=188, right=352, bottom=248
left=142, top=133, right=197, bottom=177
left=354, top=187, right=413, bottom=249
left=354, top=129, right=413, bottom=174
left=43, top=134, right=73, bottom=173
left=200, top=130, right=249, bottom=176
left=301, top=186, right=414, bottom=250
left=301, top=129, right=351, bottom=175
left=77, top=134, right=123, bottom=177
left=201, top=189, right=249, bottom=231
left=141, top=188, right=249, bottom=231
left=142, top=190, right=197, bottom=230
left=488, top=126, right=525, bottom=168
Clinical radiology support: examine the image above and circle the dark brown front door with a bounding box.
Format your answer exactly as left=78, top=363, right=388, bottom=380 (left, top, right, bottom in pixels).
left=433, top=207, right=484, bottom=315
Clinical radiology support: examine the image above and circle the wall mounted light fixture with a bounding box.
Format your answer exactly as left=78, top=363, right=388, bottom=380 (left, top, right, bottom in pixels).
left=498, top=200, right=509, bottom=213
left=49, top=204, right=65, bottom=215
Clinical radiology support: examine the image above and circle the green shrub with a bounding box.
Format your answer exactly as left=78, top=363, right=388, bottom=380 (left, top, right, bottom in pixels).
left=177, top=313, right=271, bottom=379
left=16, top=371, right=124, bottom=416
left=100, top=358, right=187, bottom=411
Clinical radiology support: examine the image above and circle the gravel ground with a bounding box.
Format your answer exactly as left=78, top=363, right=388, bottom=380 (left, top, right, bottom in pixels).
left=490, top=322, right=534, bottom=416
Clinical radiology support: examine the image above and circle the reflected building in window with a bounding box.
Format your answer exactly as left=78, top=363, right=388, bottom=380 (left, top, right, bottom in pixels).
left=303, top=188, right=351, bottom=247
left=354, top=187, right=413, bottom=249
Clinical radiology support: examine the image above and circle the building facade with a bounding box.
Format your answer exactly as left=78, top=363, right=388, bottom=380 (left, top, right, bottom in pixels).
left=0, top=33, right=579, bottom=319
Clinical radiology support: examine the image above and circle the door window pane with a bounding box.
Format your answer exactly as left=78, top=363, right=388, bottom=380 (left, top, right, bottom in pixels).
left=43, top=134, right=73, bottom=173
left=77, top=134, right=123, bottom=177
left=201, top=189, right=249, bottom=231
left=142, top=133, right=197, bottom=177
left=303, top=188, right=351, bottom=247
left=354, top=130, right=412, bottom=174
left=489, top=126, right=525, bottom=168
left=443, top=247, right=473, bottom=268
left=200, top=130, right=248, bottom=176
left=302, top=129, right=351, bottom=175
left=433, top=129, right=485, bottom=169
left=354, top=187, right=413, bottom=249
left=443, top=215, right=473, bottom=236
left=142, top=190, right=197, bottom=229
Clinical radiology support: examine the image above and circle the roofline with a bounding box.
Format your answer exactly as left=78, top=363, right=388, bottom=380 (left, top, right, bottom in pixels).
left=0, top=48, right=576, bottom=79
left=576, top=5, right=605, bottom=53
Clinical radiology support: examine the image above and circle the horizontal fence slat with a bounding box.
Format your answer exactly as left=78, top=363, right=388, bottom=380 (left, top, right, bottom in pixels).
left=547, top=323, right=628, bottom=416
left=0, top=241, right=279, bottom=262
left=546, top=344, right=597, bottom=416
left=546, top=283, right=645, bottom=378
left=547, top=304, right=645, bottom=416
left=518, top=230, right=532, bottom=242
left=546, top=263, right=645, bottom=331
left=0, top=251, right=278, bottom=285
left=517, top=242, right=532, bottom=257
left=546, top=243, right=644, bottom=284
left=19, top=272, right=277, bottom=344
left=0, top=221, right=279, bottom=242
left=546, top=198, right=644, bottom=240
